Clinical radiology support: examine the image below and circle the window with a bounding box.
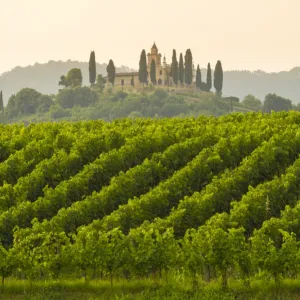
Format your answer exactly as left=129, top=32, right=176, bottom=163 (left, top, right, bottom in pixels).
left=160, top=70, right=162, bottom=75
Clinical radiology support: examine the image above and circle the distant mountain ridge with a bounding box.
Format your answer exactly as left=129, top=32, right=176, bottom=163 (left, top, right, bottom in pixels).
left=1, top=60, right=300, bottom=105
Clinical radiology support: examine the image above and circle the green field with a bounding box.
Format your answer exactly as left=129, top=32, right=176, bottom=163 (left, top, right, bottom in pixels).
left=1, top=113, right=300, bottom=299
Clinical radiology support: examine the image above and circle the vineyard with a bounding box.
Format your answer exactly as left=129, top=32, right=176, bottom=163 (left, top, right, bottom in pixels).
left=2, top=112, right=300, bottom=299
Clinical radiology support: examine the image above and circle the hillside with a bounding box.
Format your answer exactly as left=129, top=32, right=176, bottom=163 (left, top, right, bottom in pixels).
left=2, top=88, right=250, bottom=124
left=1, top=61, right=300, bottom=104
left=2, top=113, right=300, bottom=299
left=221, top=67, right=300, bottom=103
left=0, top=60, right=134, bottom=105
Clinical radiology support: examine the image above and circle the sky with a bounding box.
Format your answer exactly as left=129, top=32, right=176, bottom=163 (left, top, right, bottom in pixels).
left=1, top=0, right=300, bottom=75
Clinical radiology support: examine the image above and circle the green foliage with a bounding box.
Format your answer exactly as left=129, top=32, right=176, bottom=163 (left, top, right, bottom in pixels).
left=178, top=53, right=184, bottom=86
left=139, top=50, right=148, bottom=86
left=6, top=88, right=42, bottom=117
left=171, top=50, right=178, bottom=85
left=95, top=74, right=105, bottom=92
left=128, top=227, right=178, bottom=279
left=150, top=60, right=157, bottom=85
left=89, top=51, right=96, bottom=86
left=112, top=90, right=128, bottom=102
left=184, top=49, right=193, bottom=86
left=130, top=73, right=135, bottom=87
left=106, top=60, right=116, bottom=85
left=37, top=95, right=53, bottom=113
left=50, top=105, right=71, bottom=119
left=1, top=113, right=300, bottom=294
left=196, top=65, right=201, bottom=89
left=242, top=94, right=262, bottom=110
left=206, top=63, right=212, bottom=91
left=0, top=91, right=3, bottom=112
left=264, top=93, right=292, bottom=112
left=56, top=86, right=98, bottom=108
left=59, top=68, right=83, bottom=88
left=251, top=230, right=300, bottom=285
left=0, top=244, right=13, bottom=286
left=214, top=60, right=223, bottom=95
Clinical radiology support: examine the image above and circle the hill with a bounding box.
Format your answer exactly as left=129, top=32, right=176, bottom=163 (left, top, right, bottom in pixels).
left=1, top=61, right=300, bottom=104
left=1, top=114, right=300, bottom=299
left=0, top=60, right=134, bottom=105
left=221, top=67, right=300, bottom=103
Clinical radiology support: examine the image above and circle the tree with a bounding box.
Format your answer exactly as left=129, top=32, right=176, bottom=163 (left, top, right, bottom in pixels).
left=250, top=229, right=300, bottom=285
left=128, top=227, right=178, bottom=281
left=184, top=49, right=193, bottom=86
left=179, top=53, right=184, bottom=86
left=150, top=59, right=157, bottom=85
left=12, top=230, right=44, bottom=284
left=89, top=51, right=96, bottom=86
left=263, top=93, right=292, bottom=112
left=131, top=73, right=135, bottom=87
left=196, top=65, right=202, bottom=89
left=242, top=94, right=262, bottom=110
left=71, top=229, right=100, bottom=282
left=106, top=59, right=116, bottom=86
left=206, top=63, right=212, bottom=91
left=201, top=225, right=246, bottom=290
left=57, top=86, right=98, bottom=108
left=37, top=94, right=53, bottom=112
left=214, top=60, right=223, bottom=95
left=65, top=68, right=82, bottom=87
left=6, top=88, right=42, bottom=117
left=40, top=231, right=70, bottom=279
left=0, top=244, right=13, bottom=288
left=59, top=68, right=83, bottom=88
left=96, top=74, right=105, bottom=92
left=101, top=229, right=128, bottom=288
left=171, top=50, right=179, bottom=85
left=0, top=91, right=3, bottom=112
left=181, top=229, right=205, bottom=287
left=139, top=50, right=148, bottom=87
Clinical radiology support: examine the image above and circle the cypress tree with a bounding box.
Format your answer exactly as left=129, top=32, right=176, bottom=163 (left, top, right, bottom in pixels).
left=138, top=50, right=148, bottom=87
left=214, top=60, right=223, bottom=95
left=89, top=51, right=96, bottom=86
left=184, top=49, right=193, bottom=86
left=0, top=91, right=3, bottom=112
left=106, top=59, right=116, bottom=85
left=196, top=65, right=202, bottom=89
left=171, top=50, right=179, bottom=85
left=150, top=60, right=157, bottom=85
left=206, top=63, right=212, bottom=92
left=179, top=53, right=184, bottom=86
left=131, top=73, right=135, bottom=87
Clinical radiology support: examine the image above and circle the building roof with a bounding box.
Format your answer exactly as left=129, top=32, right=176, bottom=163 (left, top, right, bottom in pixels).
left=115, top=72, right=139, bottom=77
left=152, top=42, right=158, bottom=50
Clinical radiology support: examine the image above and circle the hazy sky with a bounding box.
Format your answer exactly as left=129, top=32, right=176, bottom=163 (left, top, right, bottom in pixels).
left=1, top=0, right=300, bottom=75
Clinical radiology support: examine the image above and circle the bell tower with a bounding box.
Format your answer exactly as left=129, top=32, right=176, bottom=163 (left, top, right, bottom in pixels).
left=147, top=42, right=162, bottom=66
left=151, top=42, right=158, bottom=55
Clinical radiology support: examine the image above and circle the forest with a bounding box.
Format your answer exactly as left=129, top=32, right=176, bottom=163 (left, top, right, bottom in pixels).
left=0, top=113, right=300, bottom=299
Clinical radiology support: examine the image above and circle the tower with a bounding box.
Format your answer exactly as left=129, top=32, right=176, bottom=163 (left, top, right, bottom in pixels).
left=151, top=42, right=158, bottom=55
left=147, top=42, right=162, bottom=66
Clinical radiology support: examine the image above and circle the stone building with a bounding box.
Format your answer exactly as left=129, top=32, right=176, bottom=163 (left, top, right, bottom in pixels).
left=113, top=43, right=173, bottom=87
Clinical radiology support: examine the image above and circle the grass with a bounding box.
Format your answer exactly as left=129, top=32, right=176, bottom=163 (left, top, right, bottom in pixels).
left=2, top=278, right=300, bottom=299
